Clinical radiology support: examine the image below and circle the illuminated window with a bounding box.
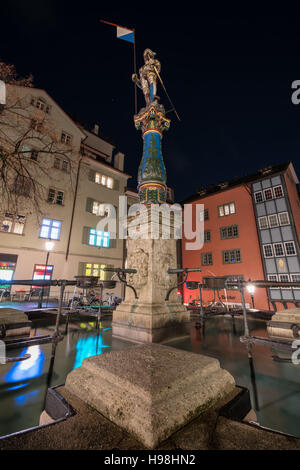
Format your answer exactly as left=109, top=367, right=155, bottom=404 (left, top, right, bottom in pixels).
left=88, top=229, right=110, bottom=248
left=84, top=263, right=107, bottom=280
left=92, top=171, right=114, bottom=189
left=40, top=218, right=61, bottom=240
left=273, top=185, right=284, bottom=198
left=0, top=213, right=25, bottom=234
left=92, top=201, right=110, bottom=216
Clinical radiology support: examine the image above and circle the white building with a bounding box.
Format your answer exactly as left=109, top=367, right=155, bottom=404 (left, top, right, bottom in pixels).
left=0, top=84, right=131, bottom=298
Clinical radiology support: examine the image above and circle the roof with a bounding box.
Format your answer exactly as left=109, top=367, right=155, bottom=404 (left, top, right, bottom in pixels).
left=181, top=161, right=294, bottom=204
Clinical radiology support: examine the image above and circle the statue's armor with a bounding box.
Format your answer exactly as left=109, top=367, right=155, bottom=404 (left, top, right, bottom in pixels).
left=136, top=51, right=161, bottom=104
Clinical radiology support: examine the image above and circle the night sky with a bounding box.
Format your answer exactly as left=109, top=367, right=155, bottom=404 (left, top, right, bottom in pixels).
left=2, top=3, right=300, bottom=201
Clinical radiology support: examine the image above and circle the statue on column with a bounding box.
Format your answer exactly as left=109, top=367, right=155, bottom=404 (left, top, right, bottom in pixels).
left=132, top=49, right=161, bottom=105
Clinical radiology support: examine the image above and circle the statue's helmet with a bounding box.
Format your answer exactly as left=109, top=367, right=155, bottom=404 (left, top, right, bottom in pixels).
left=143, top=48, right=156, bottom=61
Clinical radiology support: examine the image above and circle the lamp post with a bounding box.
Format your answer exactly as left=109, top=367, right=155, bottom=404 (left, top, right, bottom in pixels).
left=38, top=240, right=54, bottom=308
left=246, top=283, right=255, bottom=309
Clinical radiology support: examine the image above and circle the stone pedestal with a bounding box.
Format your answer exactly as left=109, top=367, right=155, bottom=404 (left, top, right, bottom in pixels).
left=267, top=308, right=300, bottom=340
left=65, top=343, right=236, bottom=449
left=112, top=207, right=189, bottom=343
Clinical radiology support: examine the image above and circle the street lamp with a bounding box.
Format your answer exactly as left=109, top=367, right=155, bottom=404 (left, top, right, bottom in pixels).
left=246, top=283, right=255, bottom=309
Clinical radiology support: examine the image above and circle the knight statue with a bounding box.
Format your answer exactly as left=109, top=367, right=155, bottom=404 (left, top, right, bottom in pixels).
left=132, top=49, right=161, bottom=105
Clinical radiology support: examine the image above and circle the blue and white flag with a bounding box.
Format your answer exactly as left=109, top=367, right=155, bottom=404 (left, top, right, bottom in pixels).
left=116, top=26, right=134, bottom=44
left=100, top=20, right=134, bottom=44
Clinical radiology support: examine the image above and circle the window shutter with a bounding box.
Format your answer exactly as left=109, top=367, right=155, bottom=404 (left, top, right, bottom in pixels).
left=82, top=226, right=90, bottom=245
left=78, top=262, right=85, bottom=276
left=88, top=169, right=96, bottom=182
left=86, top=197, right=94, bottom=213
left=113, top=179, right=119, bottom=191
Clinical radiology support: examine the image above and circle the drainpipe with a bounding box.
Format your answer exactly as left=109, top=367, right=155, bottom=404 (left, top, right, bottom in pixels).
left=66, top=157, right=83, bottom=261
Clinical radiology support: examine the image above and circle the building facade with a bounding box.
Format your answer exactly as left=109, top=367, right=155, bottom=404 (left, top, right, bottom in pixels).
left=0, top=84, right=131, bottom=298
left=182, top=162, right=300, bottom=311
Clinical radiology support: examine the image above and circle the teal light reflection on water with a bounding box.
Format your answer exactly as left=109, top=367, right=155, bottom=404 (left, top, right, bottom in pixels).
left=4, top=346, right=45, bottom=383
left=73, top=334, right=110, bottom=370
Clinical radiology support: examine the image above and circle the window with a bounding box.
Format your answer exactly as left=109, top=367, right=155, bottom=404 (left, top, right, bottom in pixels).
left=278, top=212, right=290, bottom=226
left=254, top=191, right=263, bottom=203
left=263, top=244, right=273, bottom=258
left=273, top=243, right=284, bottom=257
left=47, top=188, right=64, bottom=205
left=264, top=188, right=273, bottom=201
left=53, top=156, right=69, bottom=172
left=291, top=274, right=300, bottom=289
left=62, top=160, right=69, bottom=172
left=92, top=201, right=111, bottom=217
left=54, top=157, right=61, bottom=169
left=30, top=97, right=50, bottom=114
left=284, top=241, right=296, bottom=256
left=223, top=249, right=241, bottom=264
left=199, top=209, right=209, bottom=222
left=30, top=150, right=39, bottom=161
left=84, top=263, right=107, bottom=281
left=225, top=275, right=244, bottom=290
left=218, top=202, right=235, bottom=217
left=204, top=230, right=211, bottom=242
left=258, top=216, right=268, bottom=229
left=220, top=225, right=239, bottom=239
left=40, top=218, right=61, bottom=240
left=107, top=177, right=113, bottom=189
left=268, top=274, right=279, bottom=288
left=61, top=131, right=72, bottom=145
left=279, top=274, right=291, bottom=288
left=201, top=252, right=213, bottom=266
left=0, top=213, right=25, bottom=234
left=268, top=214, right=279, bottom=228
left=30, top=119, right=43, bottom=132
left=273, top=185, right=284, bottom=198
left=88, top=229, right=110, bottom=248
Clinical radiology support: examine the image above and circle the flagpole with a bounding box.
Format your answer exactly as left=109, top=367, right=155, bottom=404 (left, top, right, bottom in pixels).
left=133, top=29, right=137, bottom=115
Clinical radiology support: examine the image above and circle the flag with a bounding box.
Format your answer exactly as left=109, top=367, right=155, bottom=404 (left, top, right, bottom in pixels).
left=0, top=80, right=6, bottom=105
left=100, top=20, right=134, bottom=44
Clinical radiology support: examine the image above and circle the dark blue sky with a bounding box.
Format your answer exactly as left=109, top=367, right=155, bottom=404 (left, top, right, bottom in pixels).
left=2, top=3, right=300, bottom=201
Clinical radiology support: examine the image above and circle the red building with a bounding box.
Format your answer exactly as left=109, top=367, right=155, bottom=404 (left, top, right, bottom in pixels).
left=181, top=162, right=300, bottom=312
